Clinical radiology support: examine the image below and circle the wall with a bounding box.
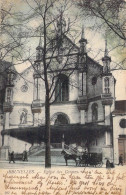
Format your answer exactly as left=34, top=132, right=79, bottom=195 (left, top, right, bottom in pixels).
left=6, top=136, right=31, bottom=153
left=87, top=59, right=102, bottom=98
left=13, top=67, right=34, bottom=104
left=10, top=104, right=33, bottom=127
left=113, top=115, right=126, bottom=164
left=50, top=103, right=80, bottom=124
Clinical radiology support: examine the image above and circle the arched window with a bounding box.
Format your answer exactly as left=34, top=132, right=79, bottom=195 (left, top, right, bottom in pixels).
left=104, top=77, right=110, bottom=93
left=7, top=88, right=11, bottom=102
left=55, top=74, right=69, bottom=102
left=91, top=103, right=98, bottom=122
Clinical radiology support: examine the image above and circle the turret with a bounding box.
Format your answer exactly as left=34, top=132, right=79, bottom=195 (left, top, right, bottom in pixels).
left=77, top=26, right=88, bottom=124
left=32, top=36, right=43, bottom=125
left=101, top=40, right=115, bottom=125
left=102, top=40, right=111, bottom=74
left=57, top=10, right=66, bottom=39
left=36, top=35, right=43, bottom=62
left=3, top=64, right=15, bottom=112
left=79, top=25, right=87, bottom=71
left=79, top=25, right=87, bottom=54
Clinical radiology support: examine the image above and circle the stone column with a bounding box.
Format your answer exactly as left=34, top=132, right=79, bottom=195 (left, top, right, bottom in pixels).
left=3, top=113, right=10, bottom=147
left=80, top=110, right=86, bottom=124
left=62, top=134, right=65, bottom=150
left=105, top=131, right=111, bottom=145
left=105, top=105, right=111, bottom=125
left=33, top=113, right=39, bottom=126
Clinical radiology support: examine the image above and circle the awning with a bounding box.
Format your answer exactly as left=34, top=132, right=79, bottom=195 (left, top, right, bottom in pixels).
left=1, top=123, right=112, bottom=144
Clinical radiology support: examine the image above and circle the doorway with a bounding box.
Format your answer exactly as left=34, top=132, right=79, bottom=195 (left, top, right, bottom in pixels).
left=118, top=138, right=126, bottom=164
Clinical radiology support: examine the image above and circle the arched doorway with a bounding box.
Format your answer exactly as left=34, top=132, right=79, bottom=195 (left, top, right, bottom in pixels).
left=51, top=113, right=70, bottom=146
left=51, top=112, right=70, bottom=125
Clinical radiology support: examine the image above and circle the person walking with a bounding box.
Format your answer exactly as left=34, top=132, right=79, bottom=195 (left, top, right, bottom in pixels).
left=23, top=150, right=28, bottom=161
left=106, top=159, right=111, bottom=168
left=118, top=154, right=123, bottom=166
left=9, top=151, right=15, bottom=163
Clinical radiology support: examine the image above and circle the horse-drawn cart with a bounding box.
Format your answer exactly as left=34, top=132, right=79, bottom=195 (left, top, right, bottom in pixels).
left=61, top=145, right=103, bottom=167
left=77, top=152, right=103, bottom=167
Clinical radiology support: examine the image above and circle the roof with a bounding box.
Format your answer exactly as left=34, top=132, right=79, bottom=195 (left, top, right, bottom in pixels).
left=113, top=100, right=126, bottom=115
left=2, top=124, right=111, bottom=144
left=19, top=34, right=103, bottom=76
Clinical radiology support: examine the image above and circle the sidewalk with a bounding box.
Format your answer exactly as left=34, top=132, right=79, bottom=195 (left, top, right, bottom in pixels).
left=0, top=158, right=125, bottom=168
left=0, top=159, right=108, bottom=168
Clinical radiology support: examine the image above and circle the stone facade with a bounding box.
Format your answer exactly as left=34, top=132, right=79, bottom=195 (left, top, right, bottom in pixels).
left=0, top=20, right=120, bottom=164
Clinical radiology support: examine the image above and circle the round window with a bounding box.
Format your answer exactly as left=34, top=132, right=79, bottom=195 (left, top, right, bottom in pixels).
left=119, top=119, right=126, bottom=128
left=92, top=77, right=97, bottom=85
left=21, top=85, right=28, bottom=92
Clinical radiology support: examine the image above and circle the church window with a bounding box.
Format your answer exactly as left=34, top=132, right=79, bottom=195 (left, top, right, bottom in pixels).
left=91, top=103, right=98, bottom=122
left=55, top=74, right=69, bottom=102
left=7, top=88, right=11, bottom=102
left=104, top=77, right=110, bottom=93
left=120, top=119, right=126, bottom=128
left=92, top=77, right=97, bottom=85
left=21, top=85, right=28, bottom=92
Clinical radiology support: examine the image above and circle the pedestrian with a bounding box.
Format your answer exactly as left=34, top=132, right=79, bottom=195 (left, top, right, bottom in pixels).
left=23, top=150, right=28, bottom=161
left=118, top=154, right=123, bottom=166
left=9, top=151, right=15, bottom=163
left=106, top=159, right=111, bottom=168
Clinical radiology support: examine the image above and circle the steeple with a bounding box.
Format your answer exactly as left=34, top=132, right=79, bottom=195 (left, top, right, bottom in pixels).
left=102, top=39, right=111, bottom=74
left=79, top=25, right=87, bottom=54
left=57, top=9, right=66, bottom=38
left=36, top=35, right=42, bottom=50
left=36, top=34, right=43, bottom=61
left=81, top=24, right=85, bottom=40
left=104, top=39, right=108, bottom=57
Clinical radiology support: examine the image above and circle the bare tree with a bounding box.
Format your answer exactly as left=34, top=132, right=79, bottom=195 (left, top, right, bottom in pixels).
left=15, top=0, right=80, bottom=168
left=75, top=0, right=126, bottom=69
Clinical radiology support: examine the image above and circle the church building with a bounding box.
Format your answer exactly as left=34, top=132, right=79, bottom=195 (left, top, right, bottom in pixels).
left=0, top=14, right=122, bottom=164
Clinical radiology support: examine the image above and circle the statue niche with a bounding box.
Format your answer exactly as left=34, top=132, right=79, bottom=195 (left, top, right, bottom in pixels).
left=20, top=110, right=27, bottom=124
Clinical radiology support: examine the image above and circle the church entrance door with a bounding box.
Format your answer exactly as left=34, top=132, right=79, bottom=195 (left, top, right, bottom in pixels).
left=118, top=138, right=126, bottom=164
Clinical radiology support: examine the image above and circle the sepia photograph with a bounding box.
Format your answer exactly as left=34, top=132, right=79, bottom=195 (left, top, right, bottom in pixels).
left=0, top=0, right=126, bottom=194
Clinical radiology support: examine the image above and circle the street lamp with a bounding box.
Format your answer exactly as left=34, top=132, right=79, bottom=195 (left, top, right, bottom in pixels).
left=25, top=143, right=27, bottom=151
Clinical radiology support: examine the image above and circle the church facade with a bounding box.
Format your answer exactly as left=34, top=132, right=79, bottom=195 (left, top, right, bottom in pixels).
left=0, top=16, right=121, bottom=164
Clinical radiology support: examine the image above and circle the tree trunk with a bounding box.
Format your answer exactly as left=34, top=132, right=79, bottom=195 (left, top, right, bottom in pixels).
left=45, top=90, right=51, bottom=168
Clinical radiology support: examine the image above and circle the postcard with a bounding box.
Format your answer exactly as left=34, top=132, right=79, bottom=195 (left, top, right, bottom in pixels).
left=0, top=0, right=126, bottom=194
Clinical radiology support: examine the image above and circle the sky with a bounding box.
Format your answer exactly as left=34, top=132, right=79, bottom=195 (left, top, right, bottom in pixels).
left=1, top=0, right=125, bottom=73
left=112, top=70, right=126, bottom=100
